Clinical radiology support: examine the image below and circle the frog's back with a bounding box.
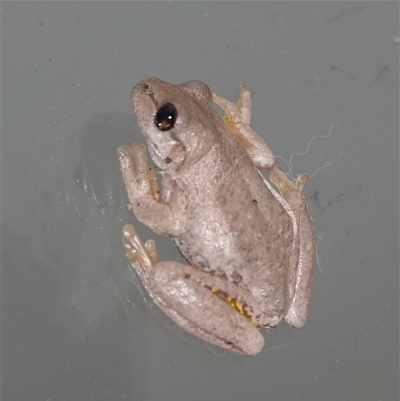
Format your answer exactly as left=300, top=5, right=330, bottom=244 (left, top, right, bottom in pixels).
left=174, top=132, right=295, bottom=318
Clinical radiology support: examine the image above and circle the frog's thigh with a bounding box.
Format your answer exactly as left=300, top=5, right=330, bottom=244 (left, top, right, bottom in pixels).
left=284, top=190, right=315, bottom=328
left=149, top=263, right=264, bottom=355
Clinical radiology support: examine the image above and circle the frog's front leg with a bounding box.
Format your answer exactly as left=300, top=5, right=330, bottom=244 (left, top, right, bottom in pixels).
left=212, top=86, right=275, bottom=169
left=118, top=143, right=187, bottom=236
left=123, top=225, right=265, bottom=355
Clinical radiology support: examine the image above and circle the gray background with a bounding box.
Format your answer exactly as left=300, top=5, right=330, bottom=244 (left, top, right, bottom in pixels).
left=3, top=2, right=399, bottom=401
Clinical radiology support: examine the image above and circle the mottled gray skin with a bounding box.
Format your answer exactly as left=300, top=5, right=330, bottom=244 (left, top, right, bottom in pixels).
left=118, top=78, right=315, bottom=355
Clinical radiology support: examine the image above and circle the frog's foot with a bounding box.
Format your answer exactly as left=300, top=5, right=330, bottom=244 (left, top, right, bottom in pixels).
left=212, top=85, right=252, bottom=126
left=212, top=86, right=253, bottom=145
left=122, top=224, right=158, bottom=284
left=269, top=164, right=309, bottom=195
left=118, top=142, right=160, bottom=206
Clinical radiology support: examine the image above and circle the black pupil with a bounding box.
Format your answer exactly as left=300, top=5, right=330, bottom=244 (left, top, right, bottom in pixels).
left=155, top=103, right=177, bottom=131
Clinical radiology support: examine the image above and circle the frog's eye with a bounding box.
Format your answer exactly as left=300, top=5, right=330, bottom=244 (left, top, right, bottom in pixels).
left=155, top=103, right=177, bottom=131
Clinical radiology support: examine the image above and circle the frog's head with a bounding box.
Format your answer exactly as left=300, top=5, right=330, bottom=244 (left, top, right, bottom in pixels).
left=131, top=78, right=218, bottom=172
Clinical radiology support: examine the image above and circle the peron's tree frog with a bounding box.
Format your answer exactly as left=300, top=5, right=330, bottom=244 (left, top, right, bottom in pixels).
left=118, top=78, right=315, bottom=355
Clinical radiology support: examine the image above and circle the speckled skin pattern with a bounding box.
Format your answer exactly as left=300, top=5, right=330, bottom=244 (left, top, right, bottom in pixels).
left=118, top=78, right=315, bottom=355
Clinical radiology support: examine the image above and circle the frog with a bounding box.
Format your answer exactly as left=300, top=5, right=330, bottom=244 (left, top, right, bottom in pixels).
left=118, top=78, right=315, bottom=355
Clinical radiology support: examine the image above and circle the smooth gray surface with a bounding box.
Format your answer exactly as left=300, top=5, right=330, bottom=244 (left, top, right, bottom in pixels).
left=3, top=2, right=399, bottom=401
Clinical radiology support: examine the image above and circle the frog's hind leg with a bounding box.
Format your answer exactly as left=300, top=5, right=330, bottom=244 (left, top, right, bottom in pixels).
left=284, top=189, right=315, bottom=328
left=269, top=165, right=315, bottom=328
left=122, top=224, right=264, bottom=355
